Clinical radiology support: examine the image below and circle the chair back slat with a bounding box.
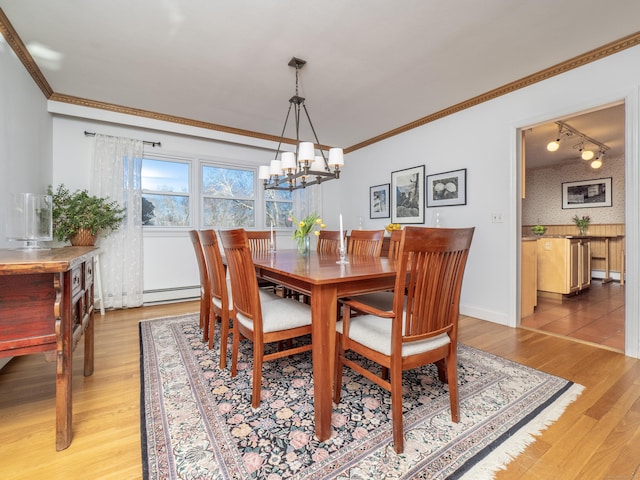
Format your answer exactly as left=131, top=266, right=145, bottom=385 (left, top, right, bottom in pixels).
left=219, top=229, right=263, bottom=334
left=245, top=230, right=272, bottom=254
left=348, top=229, right=385, bottom=256
left=317, top=230, right=344, bottom=254
left=198, top=230, right=228, bottom=311
left=387, top=229, right=403, bottom=260
left=393, top=227, right=474, bottom=346
left=189, top=230, right=209, bottom=292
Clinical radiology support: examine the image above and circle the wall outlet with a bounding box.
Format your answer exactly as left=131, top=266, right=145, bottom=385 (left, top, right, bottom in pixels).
left=491, top=212, right=504, bottom=223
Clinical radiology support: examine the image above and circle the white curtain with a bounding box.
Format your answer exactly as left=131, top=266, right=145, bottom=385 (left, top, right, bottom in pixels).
left=91, top=134, right=144, bottom=309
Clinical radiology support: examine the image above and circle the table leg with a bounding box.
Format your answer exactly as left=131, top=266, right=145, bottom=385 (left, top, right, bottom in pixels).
left=310, top=284, right=338, bottom=442
left=55, top=271, right=73, bottom=451
left=602, top=238, right=613, bottom=284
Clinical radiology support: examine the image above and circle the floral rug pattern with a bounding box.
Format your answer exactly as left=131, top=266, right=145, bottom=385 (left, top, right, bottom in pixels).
left=140, top=314, right=583, bottom=479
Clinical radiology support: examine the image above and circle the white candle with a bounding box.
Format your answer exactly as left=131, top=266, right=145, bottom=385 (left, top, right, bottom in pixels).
left=270, top=222, right=274, bottom=245
left=339, top=213, right=344, bottom=251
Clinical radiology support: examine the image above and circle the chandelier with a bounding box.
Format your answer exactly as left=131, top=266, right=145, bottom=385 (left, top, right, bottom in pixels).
left=259, top=57, right=344, bottom=191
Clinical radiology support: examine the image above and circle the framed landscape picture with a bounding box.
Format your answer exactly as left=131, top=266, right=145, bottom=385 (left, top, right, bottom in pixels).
left=426, top=168, right=467, bottom=207
left=391, top=165, right=425, bottom=224
left=370, top=183, right=390, bottom=219
left=562, top=177, right=612, bottom=209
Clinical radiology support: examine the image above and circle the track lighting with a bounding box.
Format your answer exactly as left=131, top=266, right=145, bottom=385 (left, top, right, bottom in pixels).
left=547, top=120, right=609, bottom=168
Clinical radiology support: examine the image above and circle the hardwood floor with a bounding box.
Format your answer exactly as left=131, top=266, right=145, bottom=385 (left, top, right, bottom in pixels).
left=521, top=280, right=625, bottom=351
left=1, top=300, right=639, bottom=479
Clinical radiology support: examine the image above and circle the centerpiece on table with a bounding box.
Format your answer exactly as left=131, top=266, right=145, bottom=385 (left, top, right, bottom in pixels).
left=48, top=184, right=125, bottom=246
left=290, top=212, right=325, bottom=256
left=572, top=214, right=590, bottom=236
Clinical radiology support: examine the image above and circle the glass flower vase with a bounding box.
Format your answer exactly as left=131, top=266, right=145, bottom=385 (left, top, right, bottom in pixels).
left=297, top=235, right=311, bottom=256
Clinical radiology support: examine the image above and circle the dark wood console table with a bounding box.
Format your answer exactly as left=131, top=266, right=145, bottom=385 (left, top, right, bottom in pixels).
left=0, top=247, right=97, bottom=450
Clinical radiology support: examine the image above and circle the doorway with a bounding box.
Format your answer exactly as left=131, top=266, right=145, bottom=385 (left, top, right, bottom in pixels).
left=519, top=103, right=626, bottom=351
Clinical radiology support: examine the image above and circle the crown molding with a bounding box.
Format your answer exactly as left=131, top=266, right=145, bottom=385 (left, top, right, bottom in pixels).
left=48, top=92, right=299, bottom=147
left=345, top=31, right=640, bottom=153
left=1, top=8, right=638, bottom=154
left=0, top=8, right=53, bottom=98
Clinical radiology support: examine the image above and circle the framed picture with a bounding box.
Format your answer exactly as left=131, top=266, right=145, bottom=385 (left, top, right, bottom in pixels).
left=369, top=183, right=390, bottom=219
left=426, top=168, right=467, bottom=207
left=391, top=165, right=425, bottom=224
left=562, top=177, right=612, bottom=209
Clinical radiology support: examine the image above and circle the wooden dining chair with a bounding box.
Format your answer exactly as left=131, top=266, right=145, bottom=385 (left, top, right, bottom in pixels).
left=334, top=226, right=475, bottom=453
left=344, top=229, right=404, bottom=312
left=188, top=230, right=211, bottom=342
left=245, top=230, right=273, bottom=254
left=200, top=229, right=282, bottom=368
left=317, top=230, right=344, bottom=255
left=219, top=228, right=313, bottom=408
left=245, top=230, right=279, bottom=292
left=199, top=229, right=234, bottom=368
left=347, top=229, right=385, bottom=256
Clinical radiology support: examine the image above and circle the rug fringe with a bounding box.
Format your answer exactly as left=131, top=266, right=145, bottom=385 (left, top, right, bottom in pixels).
left=460, top=383, right=585, bottom=480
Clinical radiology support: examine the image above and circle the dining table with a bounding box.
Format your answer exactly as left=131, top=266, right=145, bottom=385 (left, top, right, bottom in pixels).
left=251, top=249, right=397, bottom=442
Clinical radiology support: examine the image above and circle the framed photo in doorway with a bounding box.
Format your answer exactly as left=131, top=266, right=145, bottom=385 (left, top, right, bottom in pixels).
left=562, top=177, right=612, bottom=209
left=369, top=183, right=390, bottom=219
left=391, top=165, right=425, bottom=224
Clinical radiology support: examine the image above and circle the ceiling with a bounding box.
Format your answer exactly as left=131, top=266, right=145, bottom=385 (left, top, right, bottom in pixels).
left=0, top=1, right=638, bottom=166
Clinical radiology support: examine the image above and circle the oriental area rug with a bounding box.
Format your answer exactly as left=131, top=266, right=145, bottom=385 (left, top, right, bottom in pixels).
left=140, top=314, right=583, bottom=480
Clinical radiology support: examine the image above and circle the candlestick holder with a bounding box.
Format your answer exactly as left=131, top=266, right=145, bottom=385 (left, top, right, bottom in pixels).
left=336, top=246, right=349, bottom=264
left=268, top=240, right=275, bottom=255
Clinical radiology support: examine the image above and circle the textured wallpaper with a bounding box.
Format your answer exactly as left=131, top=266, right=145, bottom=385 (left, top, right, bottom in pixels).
left=522, top=154, right=625, bottom=225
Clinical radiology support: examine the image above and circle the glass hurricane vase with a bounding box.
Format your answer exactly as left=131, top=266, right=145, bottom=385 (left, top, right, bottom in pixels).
left=297, top=235, right=311, bottom=256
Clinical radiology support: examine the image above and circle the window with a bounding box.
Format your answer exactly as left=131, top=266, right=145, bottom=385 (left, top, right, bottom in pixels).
left=265, top=189, right=293, bottom=228
left=202, top=164, right=255, bottom=227
left=141, top=158, right=190, bottom=227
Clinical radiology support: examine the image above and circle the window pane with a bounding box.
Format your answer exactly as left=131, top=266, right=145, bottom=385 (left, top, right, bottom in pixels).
left=142, top=194, right=190, bottom=226
left=266, top=201, right=293, bottom=228
left=203, top=198, right=254, bottom=227
left=142, top=159, right=189, bottom=193
left=202, top=166, right=253, bottom=197
left=265, top=189, right=292, bottom=201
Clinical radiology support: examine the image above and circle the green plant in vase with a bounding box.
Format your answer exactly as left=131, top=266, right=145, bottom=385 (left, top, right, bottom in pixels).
left=48, top=184, right=125, bottom=245
left=572, top=214, right=590, bottom=236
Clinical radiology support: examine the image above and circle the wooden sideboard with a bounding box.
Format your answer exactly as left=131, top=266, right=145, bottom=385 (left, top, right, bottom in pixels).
left=0, top=247, right=97, bottom=450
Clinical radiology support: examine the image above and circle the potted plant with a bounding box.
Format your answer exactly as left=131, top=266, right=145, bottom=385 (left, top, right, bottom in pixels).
left=48, top=184, right=125, bottom=246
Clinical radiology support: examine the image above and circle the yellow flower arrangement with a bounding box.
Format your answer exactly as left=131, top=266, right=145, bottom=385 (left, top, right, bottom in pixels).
left=290, top=212, right=325, bottom=240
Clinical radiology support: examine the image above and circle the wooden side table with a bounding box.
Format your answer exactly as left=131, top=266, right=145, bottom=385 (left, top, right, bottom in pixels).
left=0, top=247, right=97, bottom=450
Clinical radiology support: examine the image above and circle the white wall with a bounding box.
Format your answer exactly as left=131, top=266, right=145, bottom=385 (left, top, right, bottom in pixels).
left=333, top=45, right=640, bottom=357
left=0, top=37, right=52, bottom=248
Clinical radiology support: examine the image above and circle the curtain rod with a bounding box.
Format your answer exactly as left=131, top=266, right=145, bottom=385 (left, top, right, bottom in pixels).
left=83, top=130, right=161, bottom=148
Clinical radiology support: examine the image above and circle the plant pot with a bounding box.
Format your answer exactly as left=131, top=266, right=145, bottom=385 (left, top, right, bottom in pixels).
left=70, top=228, right=96, bottom=246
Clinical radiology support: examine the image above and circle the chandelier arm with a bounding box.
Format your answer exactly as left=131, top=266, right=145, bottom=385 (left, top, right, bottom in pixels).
left=301, top=103, right=329, bottom=171
left=274, top=102, right=295, bottom=160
